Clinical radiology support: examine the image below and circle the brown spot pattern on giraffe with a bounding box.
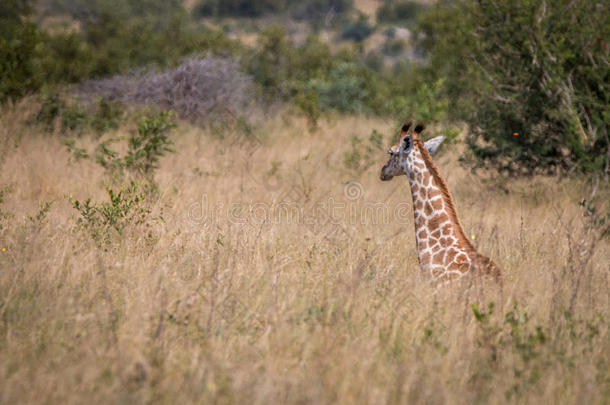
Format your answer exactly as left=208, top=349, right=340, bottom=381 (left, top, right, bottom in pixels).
left=417, top=229, right=427, bottom=240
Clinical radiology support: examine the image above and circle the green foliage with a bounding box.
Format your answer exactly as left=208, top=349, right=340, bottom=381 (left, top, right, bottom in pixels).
left=0, top=1, right=42, bottom=102
left=35, top=31, right=95, bottom=85
left=381, top=38, right=406, bottom=56
left=63, top=139, right=89, bottom=161
left=193, top=0, right=282, bottom=17
left=288, top=0, right=353, bottom=22
left=126, top=111, right=177, bottom=175
left=315, top=63, right=388, bottom=114
left=90, top=98, right=123, bottom=134
left=247, top=26, right=295, bottom=101
left=96, top=111, right=176, bottom=178
left=377, top=0, right=426, bottom=25
left=33, top=93, right=124, bottom=135
left=417, top=0, right=610, bottom=175
left=28, top=201, right=53, bottom=224
left=341, top=15, right=374, bottom=42
left=34, top=91, right=65, bottom=131
left=193, top=0, right=353, bottom=21
left=3, top=0, right=240, bottom=103
left=388, top=78, right=450, bottom=123
left=61, top=104, right=89, bottom=133
left=247, top=26, right=407, bottom=120
left=311, top=63, right=369, bottom=113
left=293, top=85, right=322, bottom=129
left=69, top=181, right=150, bottom=244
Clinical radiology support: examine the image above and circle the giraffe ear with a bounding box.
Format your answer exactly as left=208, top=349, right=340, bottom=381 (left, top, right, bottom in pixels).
left=424, top=136, right=445, bottom=156
left=400, top=135, right=412, bottom=153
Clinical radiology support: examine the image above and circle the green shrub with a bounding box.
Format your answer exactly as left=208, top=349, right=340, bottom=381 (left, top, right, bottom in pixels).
left=36, top=32, right=95, bottom=85
left=193, top=0, right=353, bottom=21
left=377, top=0, right=426, bottom=25
left=311, top=63, right=369, bottom=113
left=341, top=15, right=374, bottom=42
left=96, top=111, right=176, bottom=178
left=388, top=78, right=450, bottom=123
left=69, top=181, right=150, bottom=244
left=60, top=104, right=89, bottom=133
left=90, top=98, right=123, bottom=134
left=287, top=0, right=353, bottom=22
left=63, top=139, right=89, bottom=161
left=247, top=26, right=294, bottom=101
left=125, top=111, right=177, bottom=175
left=0, top=8, right=42, bottom=102
left=417, top=0, right=609, bottom=175
left=193, top=0, right=281, bottom=17
left=34, top=91, right=65, bottom=131
left=382, top=38, right=406, bottom=56
left=33, top=93, right=124, bottom=135
left=4, top=0, right=240, bottom=104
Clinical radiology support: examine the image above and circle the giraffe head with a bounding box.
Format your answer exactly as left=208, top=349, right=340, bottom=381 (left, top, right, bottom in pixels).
left=380, top=122, right=445, bottom=181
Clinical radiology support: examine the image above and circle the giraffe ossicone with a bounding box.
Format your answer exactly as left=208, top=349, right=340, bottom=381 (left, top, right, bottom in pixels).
left=380, top=121, right=502, bottom=284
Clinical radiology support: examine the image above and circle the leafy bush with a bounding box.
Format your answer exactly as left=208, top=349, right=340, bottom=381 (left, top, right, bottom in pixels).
left=33, top=93, right=124, bottom=134
left=0, top=0, right=42, bottom=102
left=35, top=31, right=95, bottom=85
left=387, top=78, right=450, bottom=123
left=34, top=91, right=65, bottom=132
left=341, top=15, right=374, bottom=42
left=69, top=181, right=150, bottom=244
left=193, top=0, right=353, bottom=21
left=60, top=104, right=89, bottom=133
left=246, top=26, right=297, bottom=102
left=125, top=112, right=177, bottom=175
left=377, top=0, right=426, bottom=25
left=417, top=0, right=609, bottom=175
left=39, top=0, right=184, bottom=25
left=248, top=27, right=399, bottom=117
left=193, top=0, right=282, bottom=17
left=4, top=0, right=240, bottom=103
left=287, top=0, right=353, bottom=22
left=310, top=63, right=369, bottom=113
left=382, top=38, right=406, bottom=56
left=96, top=111, right=176, bottom=178
left=90, top=98, right=123, bottom=134
left=63, top=139, right=89, bottom=161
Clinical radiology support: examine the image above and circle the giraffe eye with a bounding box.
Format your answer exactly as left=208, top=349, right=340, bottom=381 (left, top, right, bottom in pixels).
left=402, top=137, right=411, bottom=150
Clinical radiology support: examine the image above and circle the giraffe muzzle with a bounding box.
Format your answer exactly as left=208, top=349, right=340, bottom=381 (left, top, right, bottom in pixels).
left=380, top=165, right=393, bottom=181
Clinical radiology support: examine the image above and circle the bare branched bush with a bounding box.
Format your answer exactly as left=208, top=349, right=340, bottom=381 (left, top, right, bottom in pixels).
left=75, top=56, right=255, bottom=123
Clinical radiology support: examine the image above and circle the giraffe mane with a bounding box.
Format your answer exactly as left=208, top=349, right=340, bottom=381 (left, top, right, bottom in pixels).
left=414, top=139, right=475, bottom=252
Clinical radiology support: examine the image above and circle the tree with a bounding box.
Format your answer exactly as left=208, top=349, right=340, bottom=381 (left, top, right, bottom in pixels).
left=417, top=0, right=609, bottom=175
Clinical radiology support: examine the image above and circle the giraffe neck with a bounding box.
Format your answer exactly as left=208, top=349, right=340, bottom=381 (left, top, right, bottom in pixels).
left=403, top=143, right=475, bottom=281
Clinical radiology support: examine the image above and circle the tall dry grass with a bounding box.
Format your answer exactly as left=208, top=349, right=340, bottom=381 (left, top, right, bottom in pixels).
left=0, top=102, right=608, bottom=404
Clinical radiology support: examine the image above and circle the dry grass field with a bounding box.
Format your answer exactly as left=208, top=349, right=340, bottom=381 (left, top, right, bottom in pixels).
left=0, top=101, right=608, bottom=404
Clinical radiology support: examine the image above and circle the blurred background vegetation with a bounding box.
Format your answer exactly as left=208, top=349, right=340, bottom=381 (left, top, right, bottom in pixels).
left=1, top=0, right=608, bottom=176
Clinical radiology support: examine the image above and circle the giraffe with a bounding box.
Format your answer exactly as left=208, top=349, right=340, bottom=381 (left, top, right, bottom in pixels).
left=380, top=122, right=502, bottom=284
